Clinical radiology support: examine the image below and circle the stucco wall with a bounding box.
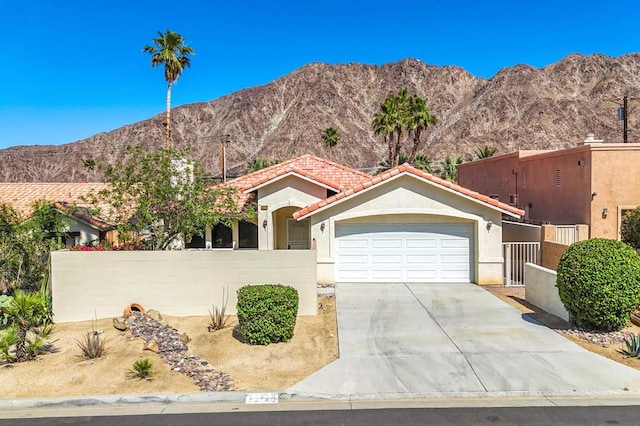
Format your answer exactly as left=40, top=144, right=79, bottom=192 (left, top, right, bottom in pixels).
left=502, top=221, right=541, bottom=242
left=590, top=147, right=640, bottom=239
left=540, top=241, right=569, bottom=270
left=308, top=175, right=505, bottom=285
left=256, top=175, right=327, bottom=250
left=525, top=263, right=569, bottom=321
left=51, top=250, right=317, bottom=323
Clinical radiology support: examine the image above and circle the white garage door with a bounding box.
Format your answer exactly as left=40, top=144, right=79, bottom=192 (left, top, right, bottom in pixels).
left=335, top=223, right=473, bottom=283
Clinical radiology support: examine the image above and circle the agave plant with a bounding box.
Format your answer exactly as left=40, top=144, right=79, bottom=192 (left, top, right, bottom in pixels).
left=620, top=333, right=640, bottom=358
left=76, top=320, right=106, bottom=359
left=208, top=287, right=229, bottom=332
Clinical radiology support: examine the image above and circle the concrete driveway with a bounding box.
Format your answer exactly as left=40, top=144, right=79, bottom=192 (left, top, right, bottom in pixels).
left=288, top=283, right=640, bottom=399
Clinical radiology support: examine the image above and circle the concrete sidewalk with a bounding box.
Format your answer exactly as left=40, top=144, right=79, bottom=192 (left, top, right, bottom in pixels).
left=288, top=283, right=640, bottom=399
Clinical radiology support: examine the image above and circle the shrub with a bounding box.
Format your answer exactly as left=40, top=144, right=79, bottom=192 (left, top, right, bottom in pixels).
left=622, top=209, right=640, bottom=250
left=236, top=284, right=299, bottom=345
left=620, top=333, right=640, bottom=358
left=127, top=358, right=155, bottom=380
left=557, top=238, right=640, bottom=331
left=76, top=320, right=106, bottom=359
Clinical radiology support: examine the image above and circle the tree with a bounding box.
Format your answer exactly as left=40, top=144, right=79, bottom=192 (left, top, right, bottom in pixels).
left=438, top=155, right=464, bottom=183
left=372, top=89, right=436, bottom=168
left=86, top=146, right=237, bottom=250
left=0, top=290, right=54, bottom=363
left=377, top=153, right=433, bottom=173
left=474, top=146, right=498, bottom=159
left=407, top=95, right=437, bottom=163
left=622, top=209, right=640, bottom=250
left=321, top=127, right=341, bottom=160
left=245, top=158, right=281, bottom=174
left=143, top=30, right=195, bottom=149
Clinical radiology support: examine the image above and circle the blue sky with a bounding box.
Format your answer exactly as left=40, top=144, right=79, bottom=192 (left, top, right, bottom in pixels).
left=1, top=0, right=638, bottom=150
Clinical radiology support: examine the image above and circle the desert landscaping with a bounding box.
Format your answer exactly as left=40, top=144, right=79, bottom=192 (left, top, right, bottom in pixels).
left=1, top=295, right=337, bottom=398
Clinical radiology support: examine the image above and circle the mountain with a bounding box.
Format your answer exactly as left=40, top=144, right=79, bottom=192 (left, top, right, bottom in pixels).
left=2, top=53, right=640, bottom=182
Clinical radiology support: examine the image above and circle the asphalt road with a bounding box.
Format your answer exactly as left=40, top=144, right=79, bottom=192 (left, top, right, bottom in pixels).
left=4, top=406, right=640, bottom=426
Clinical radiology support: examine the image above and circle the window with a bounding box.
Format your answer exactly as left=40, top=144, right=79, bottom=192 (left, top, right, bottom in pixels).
left=238, top=221, right=258, bottom=249
left=212, top=224, right=233, bottom=248
left=186, top=233, right=205, bottom=249
left=556, top=170, right=562, bottom=186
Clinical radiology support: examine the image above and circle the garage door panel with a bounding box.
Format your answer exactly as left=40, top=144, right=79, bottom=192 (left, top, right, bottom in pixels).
left=406, top=254, right=437, bottom=264
left=335, top=223, right=473, bottom=283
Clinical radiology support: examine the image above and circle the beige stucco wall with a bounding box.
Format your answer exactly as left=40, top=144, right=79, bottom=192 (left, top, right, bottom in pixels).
left=256, top=175, right=328, bottom=250
left=540, top=241, right=569, bottom=270
left=306, top=175, right=505, bottom=285
left=502, top=221, right=541, bottom=242
left=525, top=263, right=569, bottom=321
left=590, top=146, right=640, bottom=239
left=51, top=250, right=317, bottom=323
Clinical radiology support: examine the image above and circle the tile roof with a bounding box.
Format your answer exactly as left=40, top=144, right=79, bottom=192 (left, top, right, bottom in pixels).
left=225, top=155, right=373, bottom=210
left=0, top=182, right=110, bottom=225
left=293, top=164, right=525, bottom=219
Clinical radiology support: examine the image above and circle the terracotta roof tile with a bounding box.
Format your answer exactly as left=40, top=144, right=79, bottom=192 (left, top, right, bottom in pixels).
left=0, top=182, right=109, bottom=219
left=292, top=164, right=525, bottom=219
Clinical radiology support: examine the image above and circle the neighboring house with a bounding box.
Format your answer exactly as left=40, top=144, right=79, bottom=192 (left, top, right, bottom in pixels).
left=457, top=135, right=640, bottom=240
left=204, top=155, right=523, bottom=285
left=0, top=182, right=112, bottom=246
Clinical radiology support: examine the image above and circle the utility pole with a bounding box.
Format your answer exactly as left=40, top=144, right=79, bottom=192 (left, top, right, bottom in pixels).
left=220, top=134, right=231, bottom=181
left=605, top=95, right=639, bottom=143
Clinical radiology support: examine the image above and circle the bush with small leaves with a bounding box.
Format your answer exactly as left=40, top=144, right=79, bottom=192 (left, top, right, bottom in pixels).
left=557, top=238, right=640, bottom=331
left=236, top=284, right=298, bottom=345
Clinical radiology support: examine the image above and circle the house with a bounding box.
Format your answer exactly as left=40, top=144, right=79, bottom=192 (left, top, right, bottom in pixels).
left=457, top=135, right=640, bottom=240
left=0, top=182, right=112, bottom=246
left=202, top=155, right=523, bottom=285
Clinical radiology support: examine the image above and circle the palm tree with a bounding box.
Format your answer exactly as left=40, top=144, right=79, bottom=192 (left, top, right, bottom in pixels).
left=143, top=30, right=195, bottom=149
left=474, top=146, right=498, bottom=159
left=407, top=95, right=437, bottom=164
left=412, top=154, right=434, bottom=173
left=372, top=89, right=410, bottom=168
left=438, top=155, right=464, bottom=183
left=245, top=158, right=280, bottom=173
left=321, top=127, right=341, bottom=160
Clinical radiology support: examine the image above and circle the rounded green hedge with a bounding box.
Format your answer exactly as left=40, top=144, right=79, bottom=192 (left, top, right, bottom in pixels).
left=557, top=238, right=640, bottom=331
left=236, top=284, right=299, bottom=345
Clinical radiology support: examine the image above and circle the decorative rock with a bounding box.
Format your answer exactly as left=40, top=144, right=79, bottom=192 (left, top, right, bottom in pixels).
left=146, top=309, right=163, bottom=322
left=113, top=316, right=128, bottom=331
left=126, top=312, right=234, bottom=391
left=143, top=339, right=159, bottom=352
left=179, top=333, right=191, bottom=344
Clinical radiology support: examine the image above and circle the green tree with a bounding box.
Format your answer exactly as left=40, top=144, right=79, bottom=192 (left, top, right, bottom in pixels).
left=407, top=95, right=437, bottom=164
left=412, top=154, right=434, bottom=173
left=622, top=209, right=640, bottom=250
left=373, top=89, right=436, bottom=168
left=438, top=155, right=464, bottom=183
left=0, top=290, right=53, bottom=363
left=474, top=146, right=498, bottom=159
left=86, top=146, right=237, bottom=250
left=143, top=30, right=195, bottom=149
left=245, top=158, right=281, bottom=174
left=321, top=127, right=341, bottom=160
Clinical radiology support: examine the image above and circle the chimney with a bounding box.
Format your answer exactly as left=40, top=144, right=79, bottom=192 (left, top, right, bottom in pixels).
left=579, top=133, right=603, bottom=145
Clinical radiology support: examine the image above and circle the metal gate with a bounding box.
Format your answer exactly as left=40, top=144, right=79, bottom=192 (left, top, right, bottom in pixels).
left=503, top=242, right=540, bottom=286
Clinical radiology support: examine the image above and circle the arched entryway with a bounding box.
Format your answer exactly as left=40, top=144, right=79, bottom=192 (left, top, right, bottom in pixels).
left=273, top=206, right=310, bottom=250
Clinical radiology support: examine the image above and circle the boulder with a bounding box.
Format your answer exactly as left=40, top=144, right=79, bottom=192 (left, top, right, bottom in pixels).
left=112, top=316, right=128, bottom=331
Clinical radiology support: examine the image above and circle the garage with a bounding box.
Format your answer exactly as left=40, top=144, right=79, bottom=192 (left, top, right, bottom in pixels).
left=335, top=223, right=473, bottom=283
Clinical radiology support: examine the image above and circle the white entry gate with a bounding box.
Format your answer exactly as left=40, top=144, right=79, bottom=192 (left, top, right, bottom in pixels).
left=502, top=242, right=540, bottom=287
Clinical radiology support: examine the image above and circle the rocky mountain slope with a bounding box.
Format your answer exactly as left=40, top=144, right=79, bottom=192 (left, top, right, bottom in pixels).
left=2, top=53, right=640, bottom=182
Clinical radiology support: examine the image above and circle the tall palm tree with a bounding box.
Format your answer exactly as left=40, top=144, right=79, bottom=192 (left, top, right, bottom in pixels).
left=321, top=127, right=341, bottom=160
left=474, top=145, right=498, bottom=159
left=143, top=30, right=195, bottom=149
left=407, top=95, right=437, bottom=164
left=372, top=89, right=410, bottom=168
left=372, top=98, right=396, bottom=167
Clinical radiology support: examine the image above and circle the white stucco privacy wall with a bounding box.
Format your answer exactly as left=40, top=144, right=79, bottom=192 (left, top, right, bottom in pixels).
left=51, top=250, right=317, bottom=323
left=525, top=263, right=569, bottom=321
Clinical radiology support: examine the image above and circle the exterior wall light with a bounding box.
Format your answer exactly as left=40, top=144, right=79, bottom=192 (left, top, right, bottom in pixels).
left=262, top=219, right=268, bottom=229
left=320, top=222, right=326, bottom=232
left=486, top=220, right=493, bottom=231
left=602, top=208, right=609, bottom=218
